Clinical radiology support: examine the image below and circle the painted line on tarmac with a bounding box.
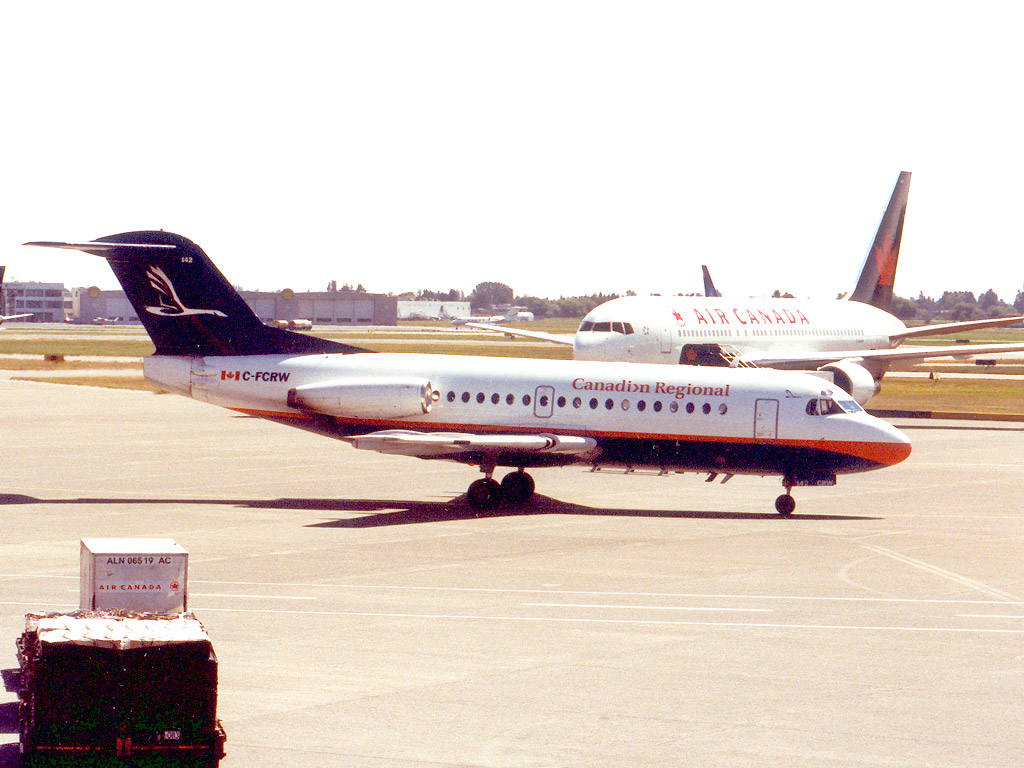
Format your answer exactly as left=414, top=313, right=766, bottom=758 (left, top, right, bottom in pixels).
left=523, top=602, right=771, bottom=613
left=192, top=606, right=1024, bottom=633
left=859, top=544, right=1020, bottom=601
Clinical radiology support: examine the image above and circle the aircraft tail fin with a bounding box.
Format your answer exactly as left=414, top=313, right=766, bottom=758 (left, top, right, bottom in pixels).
left=26, top=231, right=369, bottom=357
left=849, top=171, right=911, bottom=311
left=701, top=265, right=721, bottom=297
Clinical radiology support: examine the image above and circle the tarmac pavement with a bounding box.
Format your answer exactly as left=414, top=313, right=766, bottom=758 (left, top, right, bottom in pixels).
left=1, top=379, right=1022, bottom=767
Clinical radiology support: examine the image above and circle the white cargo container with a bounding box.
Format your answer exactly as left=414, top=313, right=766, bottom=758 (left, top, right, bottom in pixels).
left=80, top=538, right=189, bottom=613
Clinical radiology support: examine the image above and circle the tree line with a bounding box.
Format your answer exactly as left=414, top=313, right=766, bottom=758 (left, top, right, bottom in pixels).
left=399, top=282, right=1024, bottom=324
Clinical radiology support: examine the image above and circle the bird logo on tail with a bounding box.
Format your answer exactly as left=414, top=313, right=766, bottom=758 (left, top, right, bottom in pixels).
left=144, top=265, right=228, bottom=318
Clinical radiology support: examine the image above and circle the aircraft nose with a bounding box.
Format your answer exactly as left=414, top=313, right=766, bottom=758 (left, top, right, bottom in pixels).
left=574, top=334, right=611, bottom=362
left=870, top=419, right=912, bottom=466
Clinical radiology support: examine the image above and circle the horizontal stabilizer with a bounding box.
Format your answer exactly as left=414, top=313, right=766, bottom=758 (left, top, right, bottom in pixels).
left=26, top=232, right=369, bottom=357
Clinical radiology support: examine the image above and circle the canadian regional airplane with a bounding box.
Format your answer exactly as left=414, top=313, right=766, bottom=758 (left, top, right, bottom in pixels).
left=471, top=172, right=1024, bottom=405
left=28, top=232, right=911, bottom=515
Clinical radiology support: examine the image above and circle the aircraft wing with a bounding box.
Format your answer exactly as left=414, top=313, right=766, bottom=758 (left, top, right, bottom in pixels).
left=0, top=313, right=33, bottom=321
left=349, top=429, right=598, bottom=459
left=751, top=342, right=1024, bottom=369
left=890, top=314, right=1024, bottom=341
left=465, top=322, right=575, bottom=345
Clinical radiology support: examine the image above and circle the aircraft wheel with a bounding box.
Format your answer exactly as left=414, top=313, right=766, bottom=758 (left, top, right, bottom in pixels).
left=774, top=493, right=796, bottom=516
left=467, top=478, right=502, bottom=510
left=500, top=471, right=536, bottom=504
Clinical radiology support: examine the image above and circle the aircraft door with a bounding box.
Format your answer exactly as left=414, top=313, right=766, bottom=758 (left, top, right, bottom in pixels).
left=533, top=386, right=555, bottom=418
left=660, top=327, right=673, bottom=355
left=754, top=399, right=779, bottom=439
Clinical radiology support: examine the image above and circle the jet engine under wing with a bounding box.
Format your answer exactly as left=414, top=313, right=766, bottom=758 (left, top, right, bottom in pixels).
left=350, top=430, right=598, bottom=460
left=750, top=342, right=1024, bottom=370
left=464, top=322, right=575, bottom=345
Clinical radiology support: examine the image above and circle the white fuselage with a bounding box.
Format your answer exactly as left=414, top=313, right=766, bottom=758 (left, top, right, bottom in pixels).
left=574, top=296, right=906, bottom=364
left=144, top=352, right=910, bottom=475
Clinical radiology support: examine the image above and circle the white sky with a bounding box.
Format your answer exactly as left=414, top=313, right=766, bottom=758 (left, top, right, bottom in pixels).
left=3, top=2, right=1022, bottom=302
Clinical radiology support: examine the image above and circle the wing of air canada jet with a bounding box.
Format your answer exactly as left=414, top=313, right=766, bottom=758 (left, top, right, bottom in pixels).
left=465, top=321, right=575, bottom=345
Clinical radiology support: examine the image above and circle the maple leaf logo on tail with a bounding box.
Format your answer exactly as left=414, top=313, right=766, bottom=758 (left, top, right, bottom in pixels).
left=144, top=265, right=227, bottom=318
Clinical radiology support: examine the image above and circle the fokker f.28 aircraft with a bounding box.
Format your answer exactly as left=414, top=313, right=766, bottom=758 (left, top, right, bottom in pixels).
left=29, top=232, right=911, bottom=515
left=472, top=172, right=1024, bottom=405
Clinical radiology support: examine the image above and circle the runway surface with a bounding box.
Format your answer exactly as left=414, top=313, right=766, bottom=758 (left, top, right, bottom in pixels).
left=1, top=379, right=1022, bottom=767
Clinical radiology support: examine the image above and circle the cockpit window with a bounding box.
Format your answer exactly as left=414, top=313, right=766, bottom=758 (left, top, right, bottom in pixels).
left=806, top=398, right=852, bottom=416
left=579, top=320, right=634, bottom=334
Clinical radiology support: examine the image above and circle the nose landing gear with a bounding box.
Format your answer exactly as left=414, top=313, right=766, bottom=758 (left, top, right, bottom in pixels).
left=775, top=480, right=796, bottom=516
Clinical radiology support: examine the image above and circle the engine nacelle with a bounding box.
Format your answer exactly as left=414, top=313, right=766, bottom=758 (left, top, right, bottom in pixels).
left=287, top=377, right=435, bottom=419
left=817, top=359, right=880, bottom=406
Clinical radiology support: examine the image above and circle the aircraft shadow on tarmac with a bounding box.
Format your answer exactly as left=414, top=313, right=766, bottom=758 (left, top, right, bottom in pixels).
left=0, top=493, right=877, bottom=525
left=0, top=669, right=18, bottom=767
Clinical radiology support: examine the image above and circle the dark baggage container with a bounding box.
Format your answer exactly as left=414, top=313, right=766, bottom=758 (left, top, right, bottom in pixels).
left=17, top=611, right=226, bottom=767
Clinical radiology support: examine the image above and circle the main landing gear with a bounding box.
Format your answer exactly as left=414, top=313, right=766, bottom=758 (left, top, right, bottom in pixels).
left=466, top=468, right=536, bottom=511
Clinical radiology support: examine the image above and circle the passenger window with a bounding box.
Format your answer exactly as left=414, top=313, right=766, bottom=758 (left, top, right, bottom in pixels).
left=573, top=397, right=582, bottom=408
left=523, top=394, right=531, bottom=406
left=539, top=395, right=549, bottom=407
left=605, top=398, right=614, bottom=410
left=702, top=403, right=711, bottom=415
left=557, top=396, right=566, bottom=408
left=506, top=394, right=515, bottom=405
left=461, top=392, right=470, bottom=403
left=621, top=399, right=629, bottom=411
left=719, top=404, right=728, bottom=415
left=477, top=393, right=485, bottom=404
left=589, top=398, right=598, bottom=409
left=669, top=402, right=678, bottom=413
left=447, top=391, right=456, bottom=402
left=637, top=400, right=646, bottom=412
left=653, top=401, right=662, bottom=413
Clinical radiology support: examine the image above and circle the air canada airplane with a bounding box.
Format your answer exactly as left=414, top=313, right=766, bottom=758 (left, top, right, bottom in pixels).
left=28, top=232, right=911, bottom=515
left=471, top=172, right=1024, bottom=405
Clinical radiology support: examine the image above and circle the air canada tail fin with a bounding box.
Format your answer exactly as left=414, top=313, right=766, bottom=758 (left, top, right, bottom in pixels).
left=849, top=171, right=911, bottom=312
left=701, top=265, right=721, bottom=297
left=26, top=231, right=369, bottom=357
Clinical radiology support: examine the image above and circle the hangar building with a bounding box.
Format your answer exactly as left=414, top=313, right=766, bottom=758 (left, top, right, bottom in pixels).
left=74, top=287, right=397, bottom=326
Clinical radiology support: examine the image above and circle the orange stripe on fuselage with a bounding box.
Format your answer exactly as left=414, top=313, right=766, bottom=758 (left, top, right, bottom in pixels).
left=227, top=409, right=911, bottom=468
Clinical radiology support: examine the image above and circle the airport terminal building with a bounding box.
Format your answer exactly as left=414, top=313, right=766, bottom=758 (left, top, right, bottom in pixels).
left=72, top=287, right=398, bottom=326
left=1, top=281, right=72, bottom=323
